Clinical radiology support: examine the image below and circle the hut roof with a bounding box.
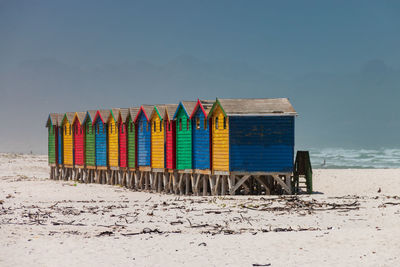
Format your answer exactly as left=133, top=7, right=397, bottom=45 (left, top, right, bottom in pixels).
left=83, top=110, right=97, bottom=124
left=189, top=99, right=214, bottom=119
left=151, top=104, right=169, bottom=121
left=129, top=107, right=140, bottom=121
left=46, top=113, right=58, bottom=127
left=208, top=98, right=297, bottom=117
left=93, top=109, right=111, bottom=124
left=110, top=108, right=120, bottom=122
left=134, top=105, right=154, bottom=122
left=164, top=104, right=179, bottom=121
left=73, top=112, right=87, bottom=125
left=56, top=113, right=64, bottom=127
left=173, top=101, right=197, bottom=119
left=62, top=112, right=75, bottom=125
left=119, top=108, right=130, bottom=122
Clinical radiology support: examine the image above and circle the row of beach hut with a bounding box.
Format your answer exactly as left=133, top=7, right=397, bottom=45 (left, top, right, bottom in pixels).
left=46, top=98, right=297, bottom=195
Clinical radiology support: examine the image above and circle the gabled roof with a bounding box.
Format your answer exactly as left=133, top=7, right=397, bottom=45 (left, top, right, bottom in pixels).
left=164, top=104, right=179, bottom=121
left=173, top=101, right=197, bottom=119
left=208, top=98, right=297, bottom=117
left=46, top=113, right=58, bottom=127
left=151, top=104, right=168, bottom=121
left=62, top=112, right=75, bottom=125
left=110, top=108, right=120, bottom=123
left=128, top=107, right=140, bottom=122
left=134, top=105, right=154, bottom=123
left=73, top=112, right=86, bottom=125
left=56, top=113, right=64, bottom=127
left=83, top=110, right=97, bottom=124
left=189, top=99, right=214, bottom=119
left=118, top=108, right=130, bottom=123
left=93, top=109, right=111, bottom=125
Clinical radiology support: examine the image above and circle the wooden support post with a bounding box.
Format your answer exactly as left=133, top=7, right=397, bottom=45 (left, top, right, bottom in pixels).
left=271, top=175, right=291, bottom=194
left=185, top=174, right=190, bottom=195
left=254, top=176, right=270, bottom=195
left=229, top=175, right=250, bottom=195
left=157, top=173, right=162, bottom=193
left=221, top=176, right=226, bottom=195
left=203, top=175, right=208, bottom=196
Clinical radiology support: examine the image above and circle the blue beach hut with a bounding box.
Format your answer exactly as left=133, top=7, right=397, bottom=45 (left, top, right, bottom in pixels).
left=134, top=105, right=153, bottom=167
left=189, top=99, right=214, bottom=170
left=93, top=110, right=111, bottom=167
left=208, top=98, right=297, bottom=173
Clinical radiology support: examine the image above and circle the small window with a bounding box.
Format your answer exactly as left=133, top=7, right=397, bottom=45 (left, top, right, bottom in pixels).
left=204, top=119, right=207, bottom=130
left=154, top=121, right=156, bottom=132
left=169, top=122, right=171, bottom=131
left=179, top=118, right=182, bottom=131
left=69, top=125, right=71, bottom=135
left=215, top=117, right=218, bottom=130
left=110, top=123, right=113, bottom=134
left=130, top=123, right=133, bottom=132
left=87, top=124, right=89, bottom=134
left=140, top=121, right=143, bottom=132
left=64, top=126, right=67, bottom=135
left=103, top=124, right=106, bottom=133
left=187, top=119, right=189, bottom=131
left=160, top=121, right=162, bottom=132
left=91, top=125, right=93, bottom=134
left=223, top=117, right=227, bottom=129
left=121, top=123, right=124, bottom=134
left=196, top=117, right=200, bottom=129
left=147, top=121, right=149, bottom=132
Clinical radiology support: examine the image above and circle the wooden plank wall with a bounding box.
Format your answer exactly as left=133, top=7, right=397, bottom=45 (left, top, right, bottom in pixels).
left=63, top=121, right=73, bottom=165
left=119, top=122, right=127, bottom=167
left=137, top=112, right=151, bottom=166
left=176, top=108, right=192, bottom=170
left=58, top=127, right=63, bottom=165
left=127, top=118, right=136, bottom=168
left=95, top=117, right=107, bottom=167
left=151, top=114, right=164, bottom=168
left=108, top=121, right=119, bottom=167
left=73, top=121, right=85, bottom=165
left=48, top=125, right=56, bottom=164
left=211, top=105, right=229, bottom=171
left=192, top=109, right=210, bottom=169
left=165, top=120, right=176, bottom=169
left=229, top=116, right=295, bottom=172
left=85, top=120, right=95, bottom=166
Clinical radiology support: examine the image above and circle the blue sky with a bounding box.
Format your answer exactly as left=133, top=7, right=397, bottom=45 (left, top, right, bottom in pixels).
left=0, top=0, right=399, bottom=153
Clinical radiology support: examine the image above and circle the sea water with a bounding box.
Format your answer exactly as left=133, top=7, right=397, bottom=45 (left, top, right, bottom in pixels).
left=309, top=148, right=400, bottom=169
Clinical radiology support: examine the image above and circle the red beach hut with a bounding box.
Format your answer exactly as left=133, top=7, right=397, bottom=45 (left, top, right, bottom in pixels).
left=73, top=112, right=86, bottom=166
left=118, top=108, right=129, bottom=168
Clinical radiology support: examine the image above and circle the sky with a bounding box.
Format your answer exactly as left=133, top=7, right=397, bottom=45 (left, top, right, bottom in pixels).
left=0, top=0, right=399, bottom=153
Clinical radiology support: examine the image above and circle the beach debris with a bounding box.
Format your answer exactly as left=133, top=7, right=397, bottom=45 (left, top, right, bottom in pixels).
left=198, top=242, right=207, bottom=246
left=378, top=188, right=381, bottom=193
left=96, top=231, right=114, bottom=237
left=252, top=263, right=271, bottom=266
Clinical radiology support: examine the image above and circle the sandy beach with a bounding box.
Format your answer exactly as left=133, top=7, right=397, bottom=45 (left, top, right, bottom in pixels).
left=1, top=153, right=400, bottom=266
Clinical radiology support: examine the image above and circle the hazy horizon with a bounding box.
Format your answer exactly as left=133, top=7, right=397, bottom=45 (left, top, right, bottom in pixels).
left=1, top=1, right=399, bottom=154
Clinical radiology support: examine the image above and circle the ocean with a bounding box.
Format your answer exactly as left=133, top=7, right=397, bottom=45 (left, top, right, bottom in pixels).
left=309, top=148, right=400, bottom=169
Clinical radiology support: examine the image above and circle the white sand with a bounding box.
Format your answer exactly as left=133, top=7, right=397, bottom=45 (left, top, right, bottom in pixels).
left=1, top=154, right=400, bottom=266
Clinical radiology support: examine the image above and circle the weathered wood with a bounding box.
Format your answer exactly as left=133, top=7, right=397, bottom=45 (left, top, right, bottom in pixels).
left=185, top=174, right=190, bottom=195
left=229, top=175, right=250, bottom=195
left=203, top=175, right=208, bottom=196
left=271, top=175, right=291, bottom=194
left=254, top=176, right=270, bottom=195
left=221, top=176, right=226, bottom=195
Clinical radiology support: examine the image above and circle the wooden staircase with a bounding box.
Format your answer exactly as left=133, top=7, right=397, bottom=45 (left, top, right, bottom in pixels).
left=293, top=151, right=313, bottom=194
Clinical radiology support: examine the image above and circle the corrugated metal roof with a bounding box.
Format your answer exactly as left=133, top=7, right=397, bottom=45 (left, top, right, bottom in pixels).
left=97, top=109, right=111, bottom=123
left=164, top=104, right=179, bottom=121
left=110, top=108, right=120, bottom=122
left=74, top=112, right=87, bottom=125
left=119, top=108, right=130, bottom=122
left=142, top=105, right=154, bottom=119
left=56, top=113, right=64, bottom=127
left=46, top=113, right=58, bottom=127
left=211, top=98, right=297, bottom=116
left=129, top=107, right=140, bottom=121
left=63, top=112, right=75, bottom=124
left=83, top=110, right=97, bottom=124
